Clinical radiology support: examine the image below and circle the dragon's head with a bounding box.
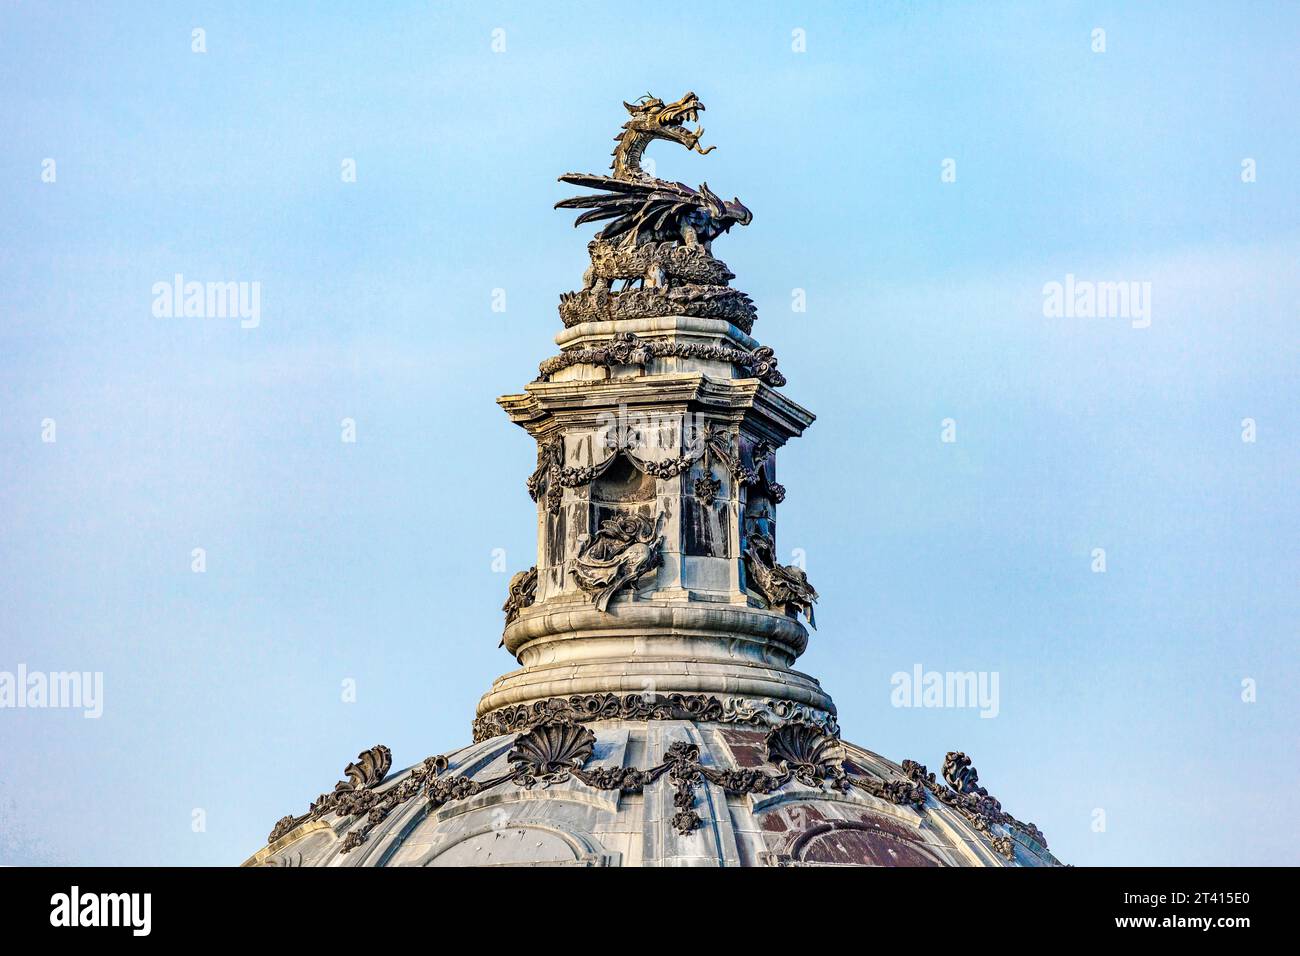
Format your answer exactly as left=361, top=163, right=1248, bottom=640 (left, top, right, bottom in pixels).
left=621, top=91, right=716, bottom=159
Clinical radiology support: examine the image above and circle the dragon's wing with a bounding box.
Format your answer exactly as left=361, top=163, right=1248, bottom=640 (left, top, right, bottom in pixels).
left=556, top=173, right=707, bottom=243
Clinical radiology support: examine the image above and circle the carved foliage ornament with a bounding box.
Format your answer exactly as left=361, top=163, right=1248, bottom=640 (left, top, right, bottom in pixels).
left=439, top=720, right=903, bottom=837
left=558, top=285, right=757, bottom=333
left=470, top=692, right=840, bottom=743
left=538, top=332, right=785, bottom=388
left=991, top=835, right=1016, bottom=860
left=266, top=723, right=1049, bottom=862
left=691, top=424, right=774, bottom=505
left=694, top=474, right=721, bottom=506
left=267, top=744, right=392, bottom=845
left=902, top=752, right=1050, bottom=851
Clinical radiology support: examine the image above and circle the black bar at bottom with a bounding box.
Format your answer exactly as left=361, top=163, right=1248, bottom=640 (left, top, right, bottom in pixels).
left=0, top=865, right=1274, bottom=941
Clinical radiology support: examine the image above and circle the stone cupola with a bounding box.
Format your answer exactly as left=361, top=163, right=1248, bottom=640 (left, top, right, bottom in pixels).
left=483, top=282, right=828, bottom=732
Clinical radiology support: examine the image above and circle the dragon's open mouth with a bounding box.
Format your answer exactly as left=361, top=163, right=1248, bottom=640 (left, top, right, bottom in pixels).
left=656, top=93, right=710, bottom=151
left=659, top=102, right=701, bottom=127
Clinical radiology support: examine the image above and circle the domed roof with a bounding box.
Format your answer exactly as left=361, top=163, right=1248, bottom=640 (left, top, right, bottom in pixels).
left=245, top=712, right=1059, bottom=867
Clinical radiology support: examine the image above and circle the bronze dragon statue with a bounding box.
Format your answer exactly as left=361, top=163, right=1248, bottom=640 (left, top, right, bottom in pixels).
left=556, top=92, right=752, bottom=252
left=554, top=92, right=757, bottom=331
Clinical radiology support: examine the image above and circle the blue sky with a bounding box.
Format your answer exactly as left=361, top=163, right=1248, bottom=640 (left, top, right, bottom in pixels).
left=1, top=1, right=1296, bottom=865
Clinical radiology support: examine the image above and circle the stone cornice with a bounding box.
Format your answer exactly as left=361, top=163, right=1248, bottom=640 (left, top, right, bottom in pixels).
left=498, top=373, right=814, bottom=443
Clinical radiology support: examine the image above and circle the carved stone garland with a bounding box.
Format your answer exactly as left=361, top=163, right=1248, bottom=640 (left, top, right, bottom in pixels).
left=266, top=745, right=393, bottom=845
left=690, top=424, right=772, bottom=504
left=527, top=426, right=778, bottom=514
left=268, top=725, right=1049, bottom=861
left=470, top=692, right=839, bottom=743
left=537, top=331, right=786, bottom=388
left=269, top=722, right=908, bottom=853
left=527, top=436, right=695, bottom=515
